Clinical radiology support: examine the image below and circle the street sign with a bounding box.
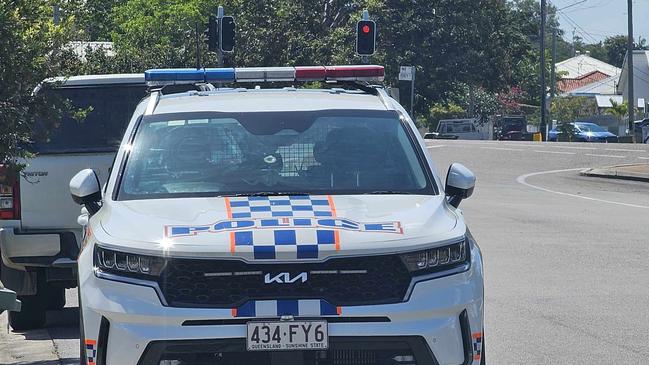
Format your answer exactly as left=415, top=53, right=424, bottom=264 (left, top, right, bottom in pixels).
left=638, top=98, right=645, bottom=109
left=399, top=66, right=414, bottom=81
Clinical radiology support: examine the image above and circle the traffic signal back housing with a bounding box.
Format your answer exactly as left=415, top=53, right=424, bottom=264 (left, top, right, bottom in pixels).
left=206, top=16, right=218, bottom=52
left=356, top=20, right=376, bottom=56
left=220, top=16, right=235, bottom=53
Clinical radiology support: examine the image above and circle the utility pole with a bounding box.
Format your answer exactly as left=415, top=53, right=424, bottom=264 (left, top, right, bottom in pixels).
left=551, top=28, right=557, bottom=99
left=572, top=29, right=577, bottom=57
left=627, top=0, right=635, bottom=140
left=549, top=28, right=558, bottom=128
left=540, top=0, right=547, bottom=136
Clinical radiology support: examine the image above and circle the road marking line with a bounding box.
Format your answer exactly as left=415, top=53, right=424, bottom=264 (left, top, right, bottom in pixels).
left=426, top=145, right=446, bottom=149
left=638, top=157, right=649, bottom=160
left=516, top=169, right=649, bottom=210
left=585, top=154, right=626, bottom=158
left=604, top=148, right=645, bottom=152
left=548, top=146, right=597, bottom=150
left=533, top=150, right=576, bottom=155
left=480, top=147, right=523, bottom=151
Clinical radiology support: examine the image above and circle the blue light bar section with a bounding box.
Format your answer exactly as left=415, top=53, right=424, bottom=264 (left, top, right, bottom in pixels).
left=145, top=68, right=205, bottom=85
left=204, top=68, right=235, bottom=83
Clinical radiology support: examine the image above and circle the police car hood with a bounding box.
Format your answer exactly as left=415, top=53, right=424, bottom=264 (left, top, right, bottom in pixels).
left=98, top=195, right=464, bottom=260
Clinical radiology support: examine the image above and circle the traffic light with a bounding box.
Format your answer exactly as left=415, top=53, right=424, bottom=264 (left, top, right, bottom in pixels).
left=205, top=15, right=218, bottom=52
left=220, top=16, right=235, bottom=53
left=356, top=20, right=376, bottom=56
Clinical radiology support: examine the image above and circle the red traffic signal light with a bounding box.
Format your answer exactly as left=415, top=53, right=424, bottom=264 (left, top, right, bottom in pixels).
left=356, top=20, right=376, bottom=56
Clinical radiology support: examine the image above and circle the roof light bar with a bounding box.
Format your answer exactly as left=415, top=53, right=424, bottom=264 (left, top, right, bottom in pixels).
left=235, top=67, right=295, bottom=82
left=295, top=66, right=326, bottom=81
left=144, top=68, right=205, bottom=86
left=325, top=65, right=384, bottom=81
left=204, top=68, right=236, bottom=83
left=144, top=65, right=384, bottom=86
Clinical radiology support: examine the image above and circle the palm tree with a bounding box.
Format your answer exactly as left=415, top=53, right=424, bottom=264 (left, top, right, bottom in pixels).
left=608, top=99, right=628, bottom=134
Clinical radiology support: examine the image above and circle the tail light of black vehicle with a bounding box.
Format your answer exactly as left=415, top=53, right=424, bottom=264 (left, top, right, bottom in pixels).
left=0, top=165, right=20, bottom=220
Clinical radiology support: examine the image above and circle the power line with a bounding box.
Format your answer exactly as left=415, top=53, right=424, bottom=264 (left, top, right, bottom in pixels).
left=558, top=11, right=599, bottom=44
left=558, top=0, right=589, bottom=11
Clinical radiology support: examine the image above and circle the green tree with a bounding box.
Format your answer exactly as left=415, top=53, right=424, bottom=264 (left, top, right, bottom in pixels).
left=607, top=99, right=629, bottom=133
left=550, top=96, right=596, bottom=123
left=0, top=0, right=79, bottom=169
left=603, top=35, right=628, bottom=68
left=107, top=0, right=535, bottom=115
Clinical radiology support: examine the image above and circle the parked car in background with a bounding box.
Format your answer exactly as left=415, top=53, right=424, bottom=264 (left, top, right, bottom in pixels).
left=0, top=74, right=147, bottom=330
left=493, top=115, right=533, bottom=141
left=633, top=119, right=649, bottom=143
left=435, top=118, right=484, bottom=140
left=548, top=122, right=618, bottom=142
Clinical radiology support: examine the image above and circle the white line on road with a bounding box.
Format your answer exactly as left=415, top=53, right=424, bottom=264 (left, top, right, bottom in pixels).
left=584, top=153, right=626, bottom=158
left=604, top=148, right=646, bottom=152
left=638, top=157, right=649, bottom=160
left=533, top=150, right=576, bottom=155
left=426, top=145, right=446, bottom=149
left=548, top=145, right=597, bottom=150
left=516, top=169, right=649, bottom=210
left=480, top=147, right=523, bottom=151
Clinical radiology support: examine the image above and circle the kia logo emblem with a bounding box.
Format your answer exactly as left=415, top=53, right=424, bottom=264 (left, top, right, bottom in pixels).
left=264, top=272, right=308, bottom=284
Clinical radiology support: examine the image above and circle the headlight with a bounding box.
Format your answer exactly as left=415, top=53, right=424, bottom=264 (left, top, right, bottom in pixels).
left=94, top=246, right=166, bottom=277
left=400, top=238, right=470, bottom=275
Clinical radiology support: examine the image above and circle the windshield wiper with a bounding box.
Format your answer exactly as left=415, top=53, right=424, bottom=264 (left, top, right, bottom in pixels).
left=364, top=190, right=414, bottom=195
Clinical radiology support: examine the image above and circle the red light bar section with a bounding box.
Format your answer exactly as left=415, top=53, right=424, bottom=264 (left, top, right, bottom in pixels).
left=325, top=65, right=384, bottom=81
left=295, top=66, right=326, bottom=81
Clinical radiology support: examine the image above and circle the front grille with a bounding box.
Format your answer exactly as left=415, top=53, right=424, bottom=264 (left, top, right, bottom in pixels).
left=156, top=255, right=411, bottom=308
left=137, top=337, right=437, bottom=365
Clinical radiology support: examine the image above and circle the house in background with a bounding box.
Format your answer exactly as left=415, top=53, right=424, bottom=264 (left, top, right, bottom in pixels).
left=554, top=54, right=623, bottom=134
left=556, top=53, right=621, bottom=97
left=617, top=50, right=649, bottom=118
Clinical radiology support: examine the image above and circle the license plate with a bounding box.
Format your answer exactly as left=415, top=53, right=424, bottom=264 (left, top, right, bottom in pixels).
left=246, top=321, right=328, bottom=351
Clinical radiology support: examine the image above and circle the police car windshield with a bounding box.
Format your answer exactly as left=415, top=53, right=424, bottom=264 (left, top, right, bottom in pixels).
left=118, top=110, right=434, bottom=200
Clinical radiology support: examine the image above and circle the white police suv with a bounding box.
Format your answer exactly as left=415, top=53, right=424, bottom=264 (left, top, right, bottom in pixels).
left=70, top=65, right=484, bottom=365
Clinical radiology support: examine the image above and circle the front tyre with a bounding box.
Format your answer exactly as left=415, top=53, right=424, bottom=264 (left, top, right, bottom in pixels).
left=8, top=295, right=46, bottom=330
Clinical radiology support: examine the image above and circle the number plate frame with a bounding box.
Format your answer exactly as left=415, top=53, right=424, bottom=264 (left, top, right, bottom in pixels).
left=246, top=320, right=328, bottom=351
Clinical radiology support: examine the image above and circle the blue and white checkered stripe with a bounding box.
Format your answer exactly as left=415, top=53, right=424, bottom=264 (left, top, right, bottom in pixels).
left=225, top=195, right=339, bottom=260
left=228, top=195, right=334, bottom=218
left=233, top=299, right=341, bottom=318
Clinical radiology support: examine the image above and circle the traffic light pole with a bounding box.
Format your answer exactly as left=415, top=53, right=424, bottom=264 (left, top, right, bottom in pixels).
left=217, top=6, right=225, bottom=68
left=195, top=22, right=201, bottom=69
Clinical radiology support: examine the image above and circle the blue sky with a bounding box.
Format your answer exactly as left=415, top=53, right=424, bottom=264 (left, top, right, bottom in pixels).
left=552, top=0, right=649, bottom=43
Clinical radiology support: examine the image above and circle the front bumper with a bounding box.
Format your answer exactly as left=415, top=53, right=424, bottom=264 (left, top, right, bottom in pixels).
left=79, top=246, right=484, bottom=365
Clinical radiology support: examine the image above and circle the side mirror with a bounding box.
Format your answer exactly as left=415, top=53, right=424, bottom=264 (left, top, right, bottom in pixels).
left=445, top=163, right=476, bottom=208
left=70, top=169, right=101, bottom=215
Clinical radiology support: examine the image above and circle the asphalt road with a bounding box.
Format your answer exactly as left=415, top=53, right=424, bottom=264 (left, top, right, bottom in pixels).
left=1, top=140, right=648, bottom=364
left=428, top=140, right=649, bottom=364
